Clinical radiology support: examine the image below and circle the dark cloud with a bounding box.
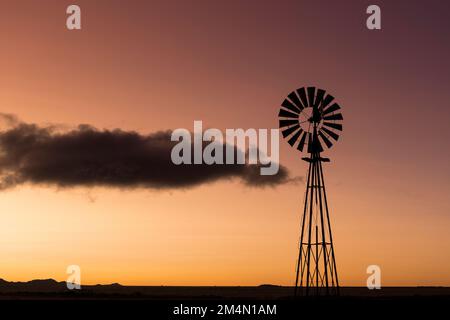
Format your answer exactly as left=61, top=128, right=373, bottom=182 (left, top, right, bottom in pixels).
left=0, top=115, right=293, bottom=190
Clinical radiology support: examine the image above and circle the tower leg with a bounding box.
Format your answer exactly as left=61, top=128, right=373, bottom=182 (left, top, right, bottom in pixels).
left=294, top=152, right=339, bottom=296
left=294, top=159, right=312, bottom=297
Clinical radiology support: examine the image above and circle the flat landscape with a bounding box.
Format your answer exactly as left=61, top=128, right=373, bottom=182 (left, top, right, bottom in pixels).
left=1, top=279, right=449, bottom=318
left=1, top=279, right=449, bottom=299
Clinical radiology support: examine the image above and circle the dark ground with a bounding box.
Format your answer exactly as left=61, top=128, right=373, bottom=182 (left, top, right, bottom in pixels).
left=0, top=279, right=449, bottom=318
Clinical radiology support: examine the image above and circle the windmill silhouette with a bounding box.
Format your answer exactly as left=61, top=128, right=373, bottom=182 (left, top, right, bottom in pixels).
left=279, top=87, right=343, bottom=296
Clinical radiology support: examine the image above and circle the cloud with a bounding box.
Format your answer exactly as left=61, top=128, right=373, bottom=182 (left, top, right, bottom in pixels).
left=0, top=115, right=293, bottom=190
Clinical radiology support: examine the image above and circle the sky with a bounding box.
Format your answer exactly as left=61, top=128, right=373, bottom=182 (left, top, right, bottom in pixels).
left=0, top=0, right=449, bottom=286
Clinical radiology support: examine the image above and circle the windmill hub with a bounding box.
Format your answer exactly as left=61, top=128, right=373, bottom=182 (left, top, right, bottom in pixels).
left=297, top=107, right=318, bottom=132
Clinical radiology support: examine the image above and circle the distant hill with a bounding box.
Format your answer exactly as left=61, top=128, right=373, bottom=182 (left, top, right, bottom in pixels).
left=0, top=278, right=121, bottom=293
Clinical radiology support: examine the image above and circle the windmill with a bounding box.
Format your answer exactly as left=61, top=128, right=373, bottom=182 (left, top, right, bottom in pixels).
left=278, top=87, right=343, bottom=296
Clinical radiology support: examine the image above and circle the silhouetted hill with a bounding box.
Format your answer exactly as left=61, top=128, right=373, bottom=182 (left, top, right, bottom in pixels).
left=0, top=278, right=121, bottom=294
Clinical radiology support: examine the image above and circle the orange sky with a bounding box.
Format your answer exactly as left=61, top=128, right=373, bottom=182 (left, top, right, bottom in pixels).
left=0, top=0, right=449, bottom=286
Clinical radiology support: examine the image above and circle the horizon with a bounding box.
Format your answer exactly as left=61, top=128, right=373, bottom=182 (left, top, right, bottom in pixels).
left=1, top=277, right=449, bottom=288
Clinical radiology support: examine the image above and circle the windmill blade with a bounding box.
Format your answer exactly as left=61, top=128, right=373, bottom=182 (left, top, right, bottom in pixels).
left=281, top=98, right=301, bottom=114
left=314, top=89, right=326, bottom=108
left=281, top=123, right=300, bottom=137
left=288, top=128, right=303, bottom=146
left=323, top=113, right=343, bottom=121
left=319, top=130, right=333, bottom=148
left=322, top=94, right=334, bottom=110
left=307, top=87, right=316, bottom=108
left=279, top=119, right=298, bottom=128
left=321, top=127, right=340, bottom=141
left=296, top=87, right=309, bottom=108
left=323, top=103, right=341, bottom=115
left=278, top=108, right=299, bottom=119
left=323, top=121, right=342, bottom=131
left=288, top=92, right=304, bottom=110
left=297, top=131, right=308, bottom=152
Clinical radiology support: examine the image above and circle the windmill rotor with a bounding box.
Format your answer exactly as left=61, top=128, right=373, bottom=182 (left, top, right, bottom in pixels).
left=278, top=87, right=343, bottom=154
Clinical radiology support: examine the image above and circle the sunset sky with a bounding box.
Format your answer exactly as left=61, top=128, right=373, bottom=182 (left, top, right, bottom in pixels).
left=0, top=0, right=449, bottom=286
